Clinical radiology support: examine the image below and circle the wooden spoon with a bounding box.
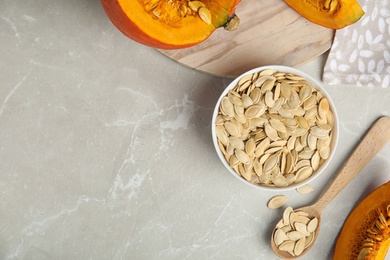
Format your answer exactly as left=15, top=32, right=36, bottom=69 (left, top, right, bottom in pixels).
left=270, top=116, right=390, bottom=259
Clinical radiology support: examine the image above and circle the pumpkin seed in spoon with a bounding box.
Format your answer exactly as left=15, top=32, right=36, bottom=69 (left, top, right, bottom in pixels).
left=271, top=116, right=390, bottom=258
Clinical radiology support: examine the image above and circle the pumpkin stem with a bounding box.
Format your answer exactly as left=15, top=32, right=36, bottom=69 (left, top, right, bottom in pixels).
left=224, top=14, right=240, bottom=31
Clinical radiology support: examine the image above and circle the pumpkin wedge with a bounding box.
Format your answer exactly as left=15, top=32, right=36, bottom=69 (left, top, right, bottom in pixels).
left=101, top=0, right=240, bottom=49
left=334, top=181, right=390, bottom=259
left=284, top=0, right=365, bottom=29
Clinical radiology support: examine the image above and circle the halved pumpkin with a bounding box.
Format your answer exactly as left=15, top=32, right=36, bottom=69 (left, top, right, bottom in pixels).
left=334, top=181, right=390, bottom=259
left=284, top=0, right=365, bottom=29
left=101, top=0, right=240, bottom=49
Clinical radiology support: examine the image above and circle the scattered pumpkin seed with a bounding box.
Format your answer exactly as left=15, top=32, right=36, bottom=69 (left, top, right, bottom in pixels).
left=296, top=184, right=314, bottom=194
left=268, top=195, right=288, bottom=209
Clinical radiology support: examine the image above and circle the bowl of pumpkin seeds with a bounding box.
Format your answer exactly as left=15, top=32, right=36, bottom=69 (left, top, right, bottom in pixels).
left=212, top=65, right=339, bottom=191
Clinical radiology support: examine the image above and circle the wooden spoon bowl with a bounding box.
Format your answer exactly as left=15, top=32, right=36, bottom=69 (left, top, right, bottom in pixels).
left=271, top=116, right=390, bottom=259
left=271, top=205, right=321, bottom=258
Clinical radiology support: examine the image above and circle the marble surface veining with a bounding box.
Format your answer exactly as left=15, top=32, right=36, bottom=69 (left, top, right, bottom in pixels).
left=1, top=1, right=390, bottom=259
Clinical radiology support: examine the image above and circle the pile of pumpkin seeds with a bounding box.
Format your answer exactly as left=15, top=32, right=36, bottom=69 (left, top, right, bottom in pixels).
left=273, top=206, right=319, bottom=257
left=214, top=69, right=335, bottom=188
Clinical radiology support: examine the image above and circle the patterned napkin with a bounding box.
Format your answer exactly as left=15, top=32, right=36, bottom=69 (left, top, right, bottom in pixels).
left=323, top=0, right=390, bottom=88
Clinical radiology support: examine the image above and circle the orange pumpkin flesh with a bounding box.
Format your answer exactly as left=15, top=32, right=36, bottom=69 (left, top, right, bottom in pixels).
left=101, top=0, right=240, bottom=49
left=284, top=0, right=365, bottom=29
left=334, top=181, right=390, bottom=259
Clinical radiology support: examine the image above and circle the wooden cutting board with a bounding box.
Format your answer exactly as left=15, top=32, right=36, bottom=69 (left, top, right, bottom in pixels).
left=159, top=0, right=335, bottom=78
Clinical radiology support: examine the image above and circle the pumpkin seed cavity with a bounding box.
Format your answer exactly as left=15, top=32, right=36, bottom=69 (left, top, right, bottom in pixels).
left=357, top=205, right=390, bottom=259
left=141, top=0, right=213, bottom=25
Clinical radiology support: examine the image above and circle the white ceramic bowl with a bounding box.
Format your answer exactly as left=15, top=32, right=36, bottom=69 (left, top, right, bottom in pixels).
left=211, top=65, right=339, bottom=191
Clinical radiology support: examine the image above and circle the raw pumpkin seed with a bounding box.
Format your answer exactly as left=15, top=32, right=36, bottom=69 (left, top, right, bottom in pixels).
left=198, top=7, right=211, bottom=24
left=267, top=195, right=287, bottom=209
left=188, top=1, right=205, bottom=12
left=329, top=0, right=339, bottom=13
left=296, top=184, right=314, bottom=194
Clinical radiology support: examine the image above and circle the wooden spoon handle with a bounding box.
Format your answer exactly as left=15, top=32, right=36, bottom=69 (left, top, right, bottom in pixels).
left=313, top=116, right=390, bottom=212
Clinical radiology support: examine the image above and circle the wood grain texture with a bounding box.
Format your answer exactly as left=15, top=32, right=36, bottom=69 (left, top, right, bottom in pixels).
left=159, top=0, right=335, bottom=78
left=313, top=116, right=390, bottom=213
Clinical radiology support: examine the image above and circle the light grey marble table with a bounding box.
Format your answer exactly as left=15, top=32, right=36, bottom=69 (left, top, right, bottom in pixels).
left=1, top=1, right=390, bottom=259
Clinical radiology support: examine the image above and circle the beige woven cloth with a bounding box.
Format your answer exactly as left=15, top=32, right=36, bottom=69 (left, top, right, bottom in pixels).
left=323, top=0, right=390, bottom=88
